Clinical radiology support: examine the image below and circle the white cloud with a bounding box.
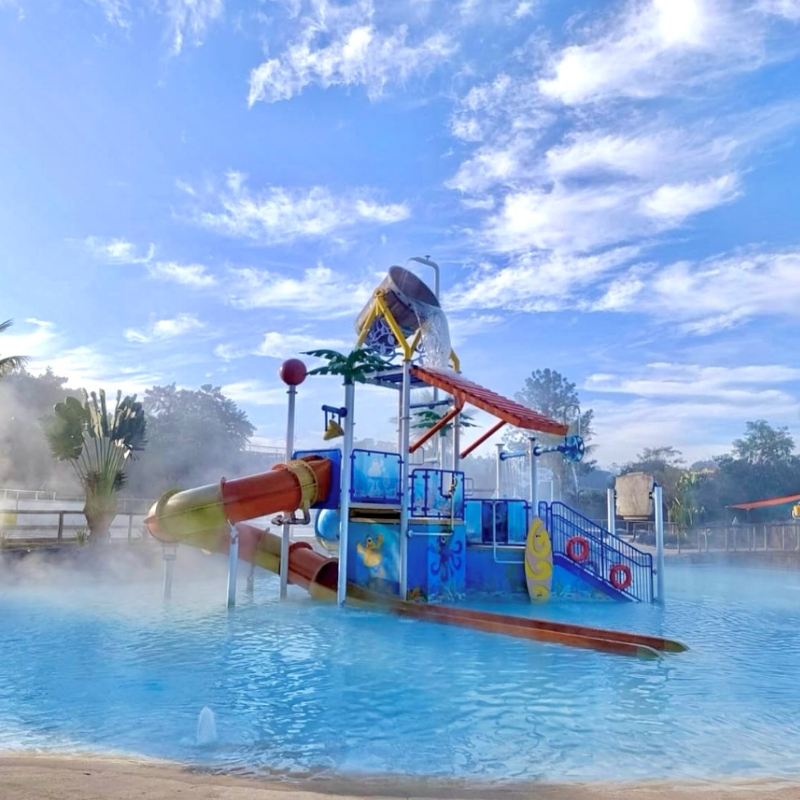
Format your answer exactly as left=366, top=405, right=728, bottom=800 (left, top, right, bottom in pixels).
left=538, top=0, right=761, bottom=106
left=83, top=235, right=217, bottom=288
left=758, top=0, right=800, bottom=21
left=0, top=318, right=57, bottom=358
left=83, top=236, right=154, bottom=264
left=586, top=361, right=800, bottom=465
left=248, top=1, right=456, bottom=105
left=124, top=313, right=205, bottom=343
left=255, top=331, right=348, bottom=358
left=162, top=0, right=223, bottom=55
left=226, top=264, right=372, bottom=316
left=26, top=345, right=160, bottom=396
left=447, top=314, right=503, bottom=344
left=449, top=247, right=641, bottom=312
left=586, top=362, right=800, bottom=402
left=189, top=172, right=409, bottom=244
left=146, top=261, right=217, bottom=288
left=446, top=135, right=535, bottom=194
left=592, top=247, right=800, bottom=333
left=93, top=0, right=130, bottom=27
left=214, top=330, right=348, bottom=361
left=481, top=183, right=652, bottom=253
left=639, top=173, right=741, bottom=221
left=221, top=381, right=290, bottom=406
left=513, top=1, right=537, bottom=18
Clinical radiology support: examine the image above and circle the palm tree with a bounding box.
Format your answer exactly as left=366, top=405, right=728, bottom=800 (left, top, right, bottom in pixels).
left=0, top=319, right=28, bottom=377
left=44, top=389, right=147, bottom=543
left=304, top=347, right=388, bottom=384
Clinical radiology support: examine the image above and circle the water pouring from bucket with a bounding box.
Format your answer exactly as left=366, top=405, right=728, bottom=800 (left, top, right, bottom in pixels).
left=355, top=265, right=454, bottom=370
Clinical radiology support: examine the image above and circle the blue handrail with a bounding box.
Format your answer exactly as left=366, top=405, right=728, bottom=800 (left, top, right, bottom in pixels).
left=546, top=506, right=654, bottom=602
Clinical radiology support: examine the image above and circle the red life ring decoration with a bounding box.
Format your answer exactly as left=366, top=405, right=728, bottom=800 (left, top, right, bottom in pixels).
left=609, top=564, right=632, bottom=591
left=566, top=536, right=589, bottom=563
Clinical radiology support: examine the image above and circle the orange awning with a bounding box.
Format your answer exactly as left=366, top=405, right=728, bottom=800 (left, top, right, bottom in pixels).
left=729, top=493, right=800, bottom=511
left=410, top=366, right=569, bottom=436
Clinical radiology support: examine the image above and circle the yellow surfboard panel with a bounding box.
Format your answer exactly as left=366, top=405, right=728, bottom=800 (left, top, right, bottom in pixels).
left=525, top=516, right=553, bottom=602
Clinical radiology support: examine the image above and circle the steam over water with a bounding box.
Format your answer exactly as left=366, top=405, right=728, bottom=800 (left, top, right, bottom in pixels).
left=1, top=554, right=800, bottom=782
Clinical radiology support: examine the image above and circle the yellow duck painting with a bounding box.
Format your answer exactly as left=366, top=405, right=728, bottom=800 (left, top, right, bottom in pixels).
left=357, top=533, right=385, bottom=580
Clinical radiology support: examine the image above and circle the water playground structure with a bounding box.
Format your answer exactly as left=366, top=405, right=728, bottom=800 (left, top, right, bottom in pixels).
left=146, top=261, right=684, bottom=658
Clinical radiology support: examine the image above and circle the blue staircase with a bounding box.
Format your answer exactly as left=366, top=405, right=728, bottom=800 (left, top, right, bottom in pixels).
left=539, top=502, right=655, bottom=603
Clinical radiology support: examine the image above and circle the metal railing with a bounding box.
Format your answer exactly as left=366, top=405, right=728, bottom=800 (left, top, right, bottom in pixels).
left=0, top=509, right=149, bottom=543
left=410, top=469, right=465, bottom=520
left=547, top=502, right=610, bottom=541
left=540, top=502, right=654, bottom=602
left=548, top=512, right=654, bottom=602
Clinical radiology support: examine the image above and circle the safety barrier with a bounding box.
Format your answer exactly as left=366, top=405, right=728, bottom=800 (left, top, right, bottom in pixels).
left=542, top=502, right=654, bottom=602
left=410, top=469, right=465, bottom=519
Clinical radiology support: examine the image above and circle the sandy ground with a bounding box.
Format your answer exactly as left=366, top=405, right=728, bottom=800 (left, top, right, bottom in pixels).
left=1, top=755, right=800, bottom=800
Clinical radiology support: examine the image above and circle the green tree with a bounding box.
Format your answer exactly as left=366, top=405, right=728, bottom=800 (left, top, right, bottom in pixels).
left=507, top=368, right=595, bottom=501
left=708, top=420, right=799, bottom=522
left=0, top=320, right=27, bottom=377
left=619, top=446, right=685, bottom=509
left=128, top=384, right=256, bottom=493
left=669, top=470, right=706, bottom=535
left=732, top=420, right=795, bottom=466
left=0, top=369, right=81, bottom=491
left=44, top=390, right=147, bottom=543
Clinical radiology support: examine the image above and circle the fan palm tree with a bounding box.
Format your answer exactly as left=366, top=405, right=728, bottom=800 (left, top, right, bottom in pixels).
left=0, top=319, right=28, bottom=377
left=44, top=389, right=147, bottom=544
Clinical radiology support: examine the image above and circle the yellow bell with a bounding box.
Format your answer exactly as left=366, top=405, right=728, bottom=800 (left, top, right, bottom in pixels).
left=792, top=503, right=800, bottom=520
left=323, top=419, right=344, bottom=440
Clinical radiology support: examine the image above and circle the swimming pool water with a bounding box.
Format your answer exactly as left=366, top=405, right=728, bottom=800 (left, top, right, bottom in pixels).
left=1, top=558, right=800, bottom=782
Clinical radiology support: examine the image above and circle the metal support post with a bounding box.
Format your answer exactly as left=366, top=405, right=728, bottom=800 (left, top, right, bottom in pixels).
left=452, top=408, right=461, bottom=474
left=337, top=380, right=356, bottom=606
left=495, top=443, right=504, bottom=498
left=280, top=384, right=297, bottom=600
left=653, top=485, right=665, bottom=605
left=399, top=361, right=412, bottom=600
left=607, top=488, right=616, bottom=537
left=162, top=545, right=177, bottom=601
left=528, top=437, right=538, bottom=515
left=227, top=526, right=239, bottom=608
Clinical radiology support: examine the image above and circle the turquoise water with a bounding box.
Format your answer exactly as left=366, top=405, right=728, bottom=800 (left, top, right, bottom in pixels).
left=1, top=559, right=800, bottom=782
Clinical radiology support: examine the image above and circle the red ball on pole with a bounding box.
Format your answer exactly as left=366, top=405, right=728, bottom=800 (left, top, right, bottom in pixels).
left=279, top=358, right=307, bottom=386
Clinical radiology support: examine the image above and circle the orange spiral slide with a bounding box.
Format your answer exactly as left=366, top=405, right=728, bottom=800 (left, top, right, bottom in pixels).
left=145, top=455, right=340, bottom=598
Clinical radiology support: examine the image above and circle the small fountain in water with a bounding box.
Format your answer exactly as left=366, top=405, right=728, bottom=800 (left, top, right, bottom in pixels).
left=196, top=706, right=217, bottom=747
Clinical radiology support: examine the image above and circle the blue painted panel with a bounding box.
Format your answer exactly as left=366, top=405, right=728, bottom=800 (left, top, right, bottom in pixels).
left=465, top=500, right=482, bottom=542
left=465, top=544, right=609, bottom=599
left=350, top=449, right=402, bottom=505
left=409, top=469, right=465, bottom=520
left=347, top=520, right=400, bottom=596
left=292, top=448, right=341, bottom=509
left=465, top=545, right=526, bottom=594
left=406, top=522, right=466, bottom=603
left=464, top=499, right=531, bottom=544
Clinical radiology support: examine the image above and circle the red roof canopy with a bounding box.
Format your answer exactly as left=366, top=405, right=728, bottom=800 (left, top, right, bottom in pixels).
left=411, top=366, right=569, bottom=436
left=728, top=493, right=800, bottom=511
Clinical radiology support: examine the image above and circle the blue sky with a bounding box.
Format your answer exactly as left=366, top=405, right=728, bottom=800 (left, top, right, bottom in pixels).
left=2, top=0, right=800, bottom=468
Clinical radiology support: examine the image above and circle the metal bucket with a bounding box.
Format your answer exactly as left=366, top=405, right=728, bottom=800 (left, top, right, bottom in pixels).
left=355, top=266, right=439, bottom=335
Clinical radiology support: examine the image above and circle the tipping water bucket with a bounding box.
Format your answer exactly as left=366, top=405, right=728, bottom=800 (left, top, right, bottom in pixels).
left=355, top=266, right=440, bottom=336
